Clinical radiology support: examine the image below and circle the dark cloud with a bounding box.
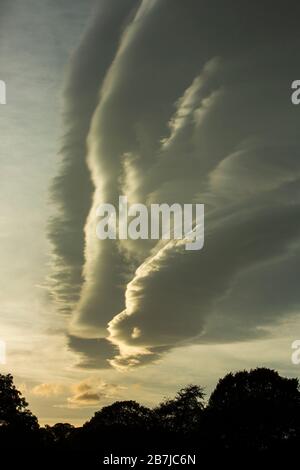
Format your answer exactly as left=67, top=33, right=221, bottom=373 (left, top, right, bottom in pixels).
left=48, top=0, right=140, bottom=312
left=49, top=0, right=300, bottom=369
left=68, top=335, right=117, bottom=369
left=202, top=243, right=300, bottom=343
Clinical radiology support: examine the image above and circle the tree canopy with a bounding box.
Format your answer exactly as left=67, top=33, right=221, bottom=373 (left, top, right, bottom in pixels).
left=0, top=373, right=38, bottom=431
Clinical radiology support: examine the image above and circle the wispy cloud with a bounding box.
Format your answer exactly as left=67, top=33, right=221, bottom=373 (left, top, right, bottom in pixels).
left=32, top=383, right=66, bottom=398
left=67, top=378, right=124, bottom=408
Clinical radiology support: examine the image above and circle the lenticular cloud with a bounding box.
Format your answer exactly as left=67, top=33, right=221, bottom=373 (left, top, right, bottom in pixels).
left=48, top=0, right=300, bottom=369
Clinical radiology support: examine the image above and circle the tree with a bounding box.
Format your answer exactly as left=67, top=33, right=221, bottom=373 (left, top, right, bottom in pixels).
left=80, top=400, right=152, bottom=453
left=0, top=373, right=38, bottom=431
left=44, top=423, right=75, bottom=443
left=85, top=400, right=152, bottom=431
left=155, top=385, right=205, bottom=434
left=206, top=368, right=300, bottom=451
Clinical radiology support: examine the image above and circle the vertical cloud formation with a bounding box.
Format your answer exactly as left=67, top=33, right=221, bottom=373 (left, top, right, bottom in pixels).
left=49, top=0, right=300, bottom=369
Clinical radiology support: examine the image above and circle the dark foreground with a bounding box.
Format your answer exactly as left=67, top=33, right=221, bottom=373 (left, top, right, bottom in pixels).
left=1, top=368, right=300, bottom=466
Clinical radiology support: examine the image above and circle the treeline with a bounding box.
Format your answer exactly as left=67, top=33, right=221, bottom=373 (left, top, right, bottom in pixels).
left=1, top=368, right=300, bottom=462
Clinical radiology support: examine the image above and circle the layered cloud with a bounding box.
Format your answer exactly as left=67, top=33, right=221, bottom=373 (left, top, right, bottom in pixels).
left=48, top=0, right=300, bottom=369
left=48, top=0, right=140, bottom=313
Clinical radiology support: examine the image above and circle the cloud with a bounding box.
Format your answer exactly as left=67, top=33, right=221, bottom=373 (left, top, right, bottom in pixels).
left=31, top=377, right=124, bottom=408
left=67, top=335, right=117, bottom=369
left=48, top=0, right=300, bottom=369
left=0, top=0, right=10, bottom=24
left=47, top=0, right=140, bottom=314
left=32, top=383, right=65, bottom=397
left=67, top=378, right=123, bottom=407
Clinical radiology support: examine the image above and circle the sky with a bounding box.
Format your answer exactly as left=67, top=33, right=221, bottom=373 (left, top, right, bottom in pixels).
left=1, top=0, right=300, bottom=426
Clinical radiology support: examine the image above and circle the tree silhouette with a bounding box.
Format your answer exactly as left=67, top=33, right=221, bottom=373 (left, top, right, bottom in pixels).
left=81, top=401, right=152, bottom=453
left=2, top=368, right=300, bottom=460
left=85, top=400, right=152, bottom=430
left=43, top=422, right=75, bottom=445
left=0, top=373, right=39, bottom=452
left=206, top=367, right=300, bottom=451
left=0, top=373, right=38, bottom=431
left=155, top=385, right=205, bottom=434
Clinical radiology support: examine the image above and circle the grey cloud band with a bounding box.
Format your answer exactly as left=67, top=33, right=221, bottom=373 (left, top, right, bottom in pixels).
left=48, top=0, right=300, bottom=369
